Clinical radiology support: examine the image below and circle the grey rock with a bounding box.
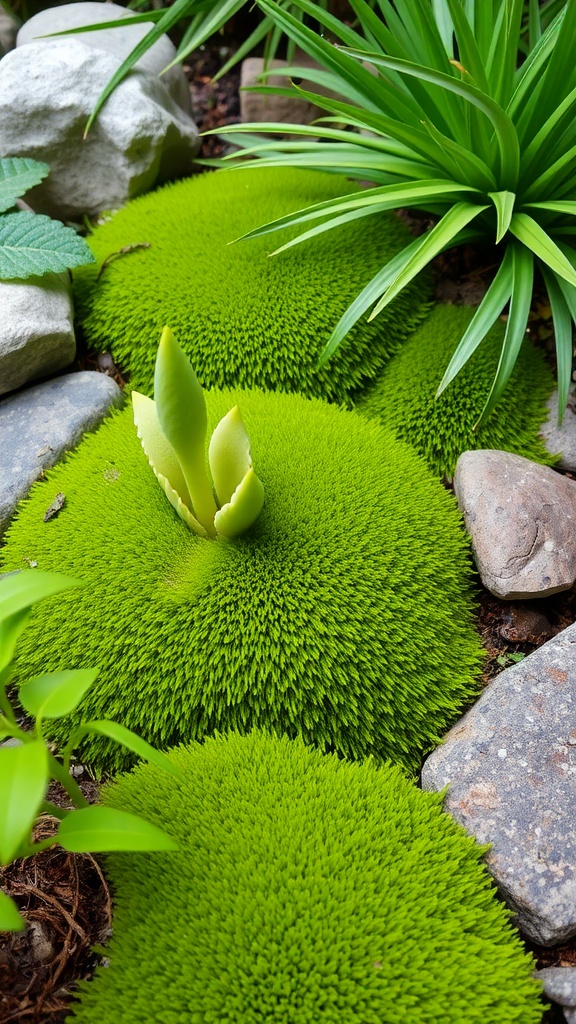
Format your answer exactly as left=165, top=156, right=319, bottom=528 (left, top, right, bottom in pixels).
left=240, top=56, right=326, bottom=126
left=0, top=39, right=199, bottom=221
left=421, top=623, right=576, bottom=945
left=0, top=6, right=19, bottom=57
left=541, top=389, right=576, bottom=472
left=0, top=371, right=123, bottom=537
left=0, top=274, right=75, bottom=397
left=565, top=1009, right=576, bottom=1024
left=534, top=967, right=576, bottom=1007
left=17, top=2, right=190, bottom=114
left=454, top=449, right=576, bottom=599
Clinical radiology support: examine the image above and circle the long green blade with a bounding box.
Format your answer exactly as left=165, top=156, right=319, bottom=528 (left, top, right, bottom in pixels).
left=489, top=190, right=516, bottom=243
left=542, top=267, right=574, bottom=425
left=509, top=212, right=576, bottom=287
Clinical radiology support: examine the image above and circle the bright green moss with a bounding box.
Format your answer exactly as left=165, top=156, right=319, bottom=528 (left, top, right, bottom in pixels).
left=67, top=732, right=542, bottom=1024
left=73, top=168, right=430, bottom=401
left=2, top=390, right=483, bottom=774
left=358, top=304, right=556, bottom=478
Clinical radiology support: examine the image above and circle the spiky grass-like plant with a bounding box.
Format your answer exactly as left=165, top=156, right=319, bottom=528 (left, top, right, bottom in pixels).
left=2, top=390, right=482, bottom=774
left=66, top=732, right=543, bottom=1024
left=73, top=167, right=430, bottom=400
left=359, top=304, right=556, bottom=477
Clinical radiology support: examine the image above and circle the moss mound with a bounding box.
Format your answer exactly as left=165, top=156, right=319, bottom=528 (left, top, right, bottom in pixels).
left=67, top=732, right=542, bottom=1024
left=358, top=304, right=555, bottom=477
left=73, top=167, right=430, bottom=401
left=2, top=390, right=483, bottom=774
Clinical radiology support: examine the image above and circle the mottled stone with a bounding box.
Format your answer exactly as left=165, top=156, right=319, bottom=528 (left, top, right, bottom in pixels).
left=0, top=40, right=199, bottom=221
left=541, top=389, right=576, bottom=472
left=17, top=2, right=190, bottom=113
left=422, top=624, right=576, bottom=945
left=454, top=449, right=576, bottom=599
left=0, top=274, right=74, bottom=396
left=0, top=371, right=123, bottom=537
left=534, top=966, right=576, bottom=1007
left=565, top=1008, right=576, bottom=1024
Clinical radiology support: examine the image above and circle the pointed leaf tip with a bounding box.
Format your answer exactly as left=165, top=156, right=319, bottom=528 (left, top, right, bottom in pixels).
left=209, top=406, right=253, bottom=507
left=214, top=467, right=265, bottom=539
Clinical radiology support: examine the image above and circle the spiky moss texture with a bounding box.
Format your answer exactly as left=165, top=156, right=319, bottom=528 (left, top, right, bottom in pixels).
left=358, top=304, right=556, bottom=478
left=73, top=167, right=430, bottom=401
left=2, top=390, right=483, bottom=774
left=67, top=731, right=542, bottom=1024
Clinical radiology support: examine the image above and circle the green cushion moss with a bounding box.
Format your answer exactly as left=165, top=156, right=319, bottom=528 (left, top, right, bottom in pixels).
left=357, top=304, right=555, bottom=478
left=67, top=732, right=542, bottom=1024
left=73, top=167, right=430, bottom=401
left=2, top=390, right=483, bottom=774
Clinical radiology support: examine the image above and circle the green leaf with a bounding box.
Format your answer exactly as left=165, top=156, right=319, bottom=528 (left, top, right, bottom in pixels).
left=0, top=157, right=49, bottom=214
left=209, top=406, right=254, bottom=507
left=0, top=570, right=80, bottom=625
left=154, top=326, right=217, bottom=535
left=19, top=669, right=99, bottom=721
left=0, top=741, right=48, bottom=865
left=79, top=719, right=181, bottom=776
left=0, top=211, right=95, bottom=280
left=132, top=391, right=192, bottom=509
left=57, top=805, right=178, bottom=853
left=489, top=191, right=516, bottom=243
left=509, top=213, right=576, bottom=287
left=0, top=608, right=31, bottom=676
left=214, top=468, right=265, bottom=539
left=476, top=243, right=534, bottom=426
left=0, top=891, right=25, bottom=932
left=369, top=201, right=487, bottom=319
left=542, top=267, right=573, bottom=425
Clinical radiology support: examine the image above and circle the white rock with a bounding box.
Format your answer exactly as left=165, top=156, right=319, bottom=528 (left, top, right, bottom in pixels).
left=0, top=39, right=199, bottom=221
left=453, top=449, right=576, bottom=599
left=0, top=274, right=75, bottom=396
left=0, top=7, right=19, bottom=57
left=17, top=2, right=190, bottom=114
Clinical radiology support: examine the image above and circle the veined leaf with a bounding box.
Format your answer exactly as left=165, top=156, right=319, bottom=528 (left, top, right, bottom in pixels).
left=0, top=158, right=49, bottom=214
left=0, top=891, right=25, bottom=932
left=369, top=201, right=488, bottom=319
left=0, top=211, right=94, bottom=280
left=489, top=191, right=516, bottom=242
left=57, top=806, right=178, bottom=853
left=476, top=243, right=534, bottom=425
left=19, top=669, right=99, bottom=722
left=509, top=213, right=576, bottom=287
left=0, top=741, right=48, bottom=865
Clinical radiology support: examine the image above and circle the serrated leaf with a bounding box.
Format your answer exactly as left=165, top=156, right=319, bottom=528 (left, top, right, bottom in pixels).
left=209, top=406, right=253, bottom=507
left=0, top=891, right=25, bottom=932
left=0, top=157, right=50, bottom=214
left=0, top=741, right=48, bottom=865
left=19, top=669, right=99, bottom=721
left=0, top=211, right=95, bottom=280
left=57, top=806, right=178, bottom=852
left=214, top=468, right=265, bottom=539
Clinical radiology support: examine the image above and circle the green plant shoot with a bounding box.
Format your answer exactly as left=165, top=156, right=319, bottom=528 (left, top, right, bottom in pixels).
left=132, top=327, right=265, bottom=539
left=0, top=570, right=178, bottom=933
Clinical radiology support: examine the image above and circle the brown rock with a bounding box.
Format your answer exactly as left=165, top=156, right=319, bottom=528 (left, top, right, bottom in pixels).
left=454, top=449, right=576, bottom=599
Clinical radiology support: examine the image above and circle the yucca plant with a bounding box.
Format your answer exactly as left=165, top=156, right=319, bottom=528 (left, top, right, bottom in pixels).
left=211, top=0, right=576, bottom=425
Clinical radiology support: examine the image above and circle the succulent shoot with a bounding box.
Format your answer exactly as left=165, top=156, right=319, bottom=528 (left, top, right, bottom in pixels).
left=132, top=327, right=264, bottom=539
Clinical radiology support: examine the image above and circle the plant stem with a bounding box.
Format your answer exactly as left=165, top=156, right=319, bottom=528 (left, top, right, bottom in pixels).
left=48, top=753, right=89, bottom=808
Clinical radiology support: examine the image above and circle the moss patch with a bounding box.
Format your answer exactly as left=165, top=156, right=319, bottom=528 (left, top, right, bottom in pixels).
left=74, top=167, right=430, bottom=401
left=67, top=732, right=542, bottom=1024
left=358, top=304, right=555, bottom=477
left=3, top=391, right=482, bottom=774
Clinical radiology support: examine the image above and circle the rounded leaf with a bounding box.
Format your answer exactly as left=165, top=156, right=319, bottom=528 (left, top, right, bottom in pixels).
left=19, top=668, right=99, bottom=720
left=0, top=741, right=48, bottom=865
left=57, top=806, right=177, bottom=853
left=214, top=467, right=265, bottom=539
left=208, top=405, right=253, bottom=507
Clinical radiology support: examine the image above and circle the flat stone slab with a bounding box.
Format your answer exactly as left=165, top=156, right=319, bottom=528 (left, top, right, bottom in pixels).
left=534, top=966, right=576, bottom=1008
left=454, top=449, right=576, bottom=598
left=0, top=371, right=123, bottom=537
left=422, top=624, right=576, bottom=946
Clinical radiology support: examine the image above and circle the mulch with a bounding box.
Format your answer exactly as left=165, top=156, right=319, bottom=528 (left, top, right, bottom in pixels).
left=4, top=31, right=576, bottom=1024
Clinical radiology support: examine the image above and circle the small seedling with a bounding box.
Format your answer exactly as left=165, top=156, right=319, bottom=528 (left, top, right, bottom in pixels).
left=133, top=327, right=265, bottom=539
left=0, top=570, right=178, bottom=933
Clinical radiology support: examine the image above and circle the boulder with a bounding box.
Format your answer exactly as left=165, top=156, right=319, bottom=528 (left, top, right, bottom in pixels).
left=453, top=449, right=576, bottom=598
left=0, top=40, right=199, bottom=221
left=0, top=273, right=75, bottom=396
left=0, top=371, right=123, bottom=537
left=17, top=2, right=190, bottom=114
left=540, top=389, right=576, bottom=472
left=422, top=623, right=576, bottom=945
left=534, top=967, right=576, bottom=1008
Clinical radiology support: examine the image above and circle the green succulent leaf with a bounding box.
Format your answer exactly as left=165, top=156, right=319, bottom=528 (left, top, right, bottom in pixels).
left=209, top=406, right=254, bottom=507
left=57, top=805, right=178, bottom=853
left=0, top=157, right=50, bottom=214
left=154, top=326, right=217, bottom=535
left=214, top=467, right=265, bottom=539
left=0, top=890, right=25, bottom=932
left=0, top=211, right=95, bottom=280
left=0, top=741, right=48, bottom=865
left=132, top=391, right=192, bottom=510
left=19, top=669, right=99, bottom=722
